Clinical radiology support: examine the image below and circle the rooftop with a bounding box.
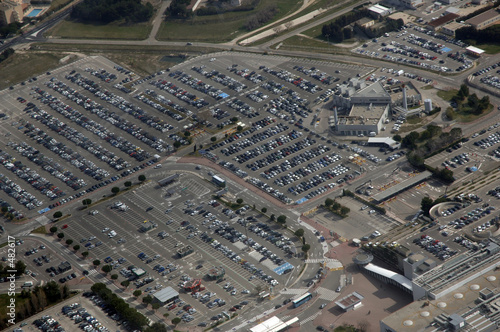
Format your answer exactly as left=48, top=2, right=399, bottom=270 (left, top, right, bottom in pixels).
left=428, top=13, right=459, bottom=28
left=381, top=269, right=500, bottom=331
left=153, top=286, right=179, bottom=303
left=349, top=104, right=388, bottom=120
left=354, top=81, right=390, bottom=100
left=372, top=170, right=432, bottom=203
left=336, top=291, right=364, bottom=310
left=466, top=7, right=500, bottom=26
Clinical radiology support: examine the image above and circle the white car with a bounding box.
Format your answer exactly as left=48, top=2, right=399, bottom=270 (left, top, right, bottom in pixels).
left=102, top=227, right=110, bottom=233
left=108, top=230, right=117, bottom=238
left=154, top=164, right=162, bottom=169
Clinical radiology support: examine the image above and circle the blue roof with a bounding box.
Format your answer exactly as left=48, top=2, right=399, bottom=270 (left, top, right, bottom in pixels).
left=274, top=262, right=294, bottom=275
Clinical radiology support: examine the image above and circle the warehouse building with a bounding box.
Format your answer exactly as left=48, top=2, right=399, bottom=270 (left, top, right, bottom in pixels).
left=465, top=7, right=500, bottom=29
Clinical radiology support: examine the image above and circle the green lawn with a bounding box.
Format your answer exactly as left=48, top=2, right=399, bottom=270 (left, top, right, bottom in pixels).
left=156, top=0, right=300, bottom=42
left=454, top=104, right=494, bottom=123
left=273, top=35, right=349, bottom=55
left=437, top=89, right=458, bottom=102
left=0, top=52, right=71, bottom=90
left=48, top=20, right=151, bottom=40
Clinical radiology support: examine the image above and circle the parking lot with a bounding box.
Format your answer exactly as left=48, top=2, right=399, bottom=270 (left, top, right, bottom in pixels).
left=57, top=172, right=304, bottom=327
left=353, top=23, right=472, bottom=73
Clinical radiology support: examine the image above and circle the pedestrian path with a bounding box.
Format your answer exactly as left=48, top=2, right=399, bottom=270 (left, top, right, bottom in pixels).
left=300, top=311, right=321, bottom=325
left=305, top=258, right=338, bottom=264
left=279, top=288, right=309, bottom=296
left=86, top=269, right=98, bottom=276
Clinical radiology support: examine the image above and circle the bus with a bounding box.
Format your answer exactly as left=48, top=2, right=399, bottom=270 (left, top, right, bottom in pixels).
left=292, top=292, right=312, bottom=308
left=212, top=175, right=226, bottom=188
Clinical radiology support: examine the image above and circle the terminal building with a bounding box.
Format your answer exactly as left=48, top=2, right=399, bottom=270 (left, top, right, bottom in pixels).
left=331, top=79, right=421, bottom=136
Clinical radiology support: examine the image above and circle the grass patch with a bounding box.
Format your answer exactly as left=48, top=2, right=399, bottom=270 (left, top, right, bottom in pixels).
left=406, top=115, right=423, bottom=125
left=275, top=35, right=350, bottom=55
left=156, top=0, right=301, bottom=42
left=49, top=19, right=151, bottom=40
left=0, top=52, right=73, bottom=90
left=0, top=242, right=7, bottom=249
left=437, top=89, right=458, bottom=102
left=421, top=85, right=434, bottom=90
left=32, top=226, right=47, bottom=234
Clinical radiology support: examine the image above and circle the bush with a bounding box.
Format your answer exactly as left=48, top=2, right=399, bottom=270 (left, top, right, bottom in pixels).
left=236, top=198, right=243, bottom=204
left=294, top=229, right=304, bottom=237
left=111, top=187, right=120, bottom=194
left=65, top=239, right=73, bottom=246
left=57, top=233, right=65, bottom=239
left=211, top=136, right=217, bottom=142
left=138, top=175, right=146, bottom=182
left=53, top=211, right=62, bottom=219
left=261, top=207, right=267, bottom=213
left=50, top=226, right=57, bottom=233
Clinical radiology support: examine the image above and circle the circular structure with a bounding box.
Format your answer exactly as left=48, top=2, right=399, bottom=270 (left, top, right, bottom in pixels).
left=420, top=311, right=430, bottom=317
left=487, top=276, right=497, bottom=282
left=353, top=252, right=374, bottom=265
left=437, top=302, right=447, bottom=308
left=403, top=320, right=414, bottom=326
left=470, top=284, right=480, bottom=290
left=454, top=293, right=464, bottom=299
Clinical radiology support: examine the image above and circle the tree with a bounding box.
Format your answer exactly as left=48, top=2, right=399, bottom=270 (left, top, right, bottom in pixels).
left=138, top=174, right=146, bottom=182
left=145, top=322, right=167, bottom=332
left=49, top=226, right=57, bottom=233
left=261, top=207, right=267, bottom=213
left=173, top=141, right=181, bottom=148
left=57, top=232, right=65, bottom=240
left=421, top=196, right=434, bottom=217
left=294, top=228, right=304, bottom=238
left=15, top=261, right=26, bottom=275
left=82, top=199, right=92, bottom=207
left=270, top=214, right=275, bottom=221
left=402, top=131, right=420, bottom=150
left=102, top=265, right=112, bottom=274
left=325, top=198, right=334, bottom=207
left=152, top=303, right=160, bottom=312
left=81, top=251, right=89, bottom=258
left=231, top=117, right=238, bottom=123
left=184, top=131, right=191, bottom=137
left=124, top=181, right=132, bottom=188
left=1, top=206, right=7, bottom=213
left=65, top=239, right=73, bottom=245
left=121, top=280, right=130, bottom=288
left=53, top=211, right=62, bottom=219
left=73, top=245, right=80, bottom=251
left=111, top=274, right=118, bottom=280
left=133, top=290, right=142, bottom=297
left=171, top=317, right=181, bottom=326
left=340, top=206, right=350, bottom=216
left=236, top=198, right=243, bottom=204
left=277, top=215, right=287, bottom=225
left=407, top=151, right=425, bottom=167
left=142, top=295, right=153, bottom=307
left=193, top=144, right=197, bottom=152
left=93, top=260, right=101, bottom=266
left=43, top=281, right=61, bottom=302
left=111, top=187, right=120, bottom=195
left=237, top=125, right=243, bottom=132
left=302, top=244, right=311, bottom=253
left=211, top=136, right=217, bottom=142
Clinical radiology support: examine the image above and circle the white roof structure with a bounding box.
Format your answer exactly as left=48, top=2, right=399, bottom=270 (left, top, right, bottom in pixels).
left=364, top=263, right=413, bottom=291
left=367, top=137, right=400, bottom=149
left=466, top=46, right=485, bottom=55
left=250, top=316, right=283, bottom=332
left=153, top=286, right=179, bottom=303
left=368, top=4, right=391, bottom=15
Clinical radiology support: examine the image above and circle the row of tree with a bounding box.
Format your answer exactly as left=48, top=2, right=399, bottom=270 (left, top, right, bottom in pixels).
left=0, top=22, right=22, bottom=38
left=0, top=48, right=14, bottom=65
left=0, top=281, right=70, bottom=330
left=71, top=0, right=154, bottom=23
left=321, top=9, right=369, bottom=43
left=456, top=25, right=500, bottom=46
left=91, top=283, right=148, bottom=330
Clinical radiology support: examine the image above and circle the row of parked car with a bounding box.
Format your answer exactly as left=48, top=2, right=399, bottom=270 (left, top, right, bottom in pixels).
left=261, top=66, right=323, bottom=94
left=241, top=135, right=312, bottom=168
left=0, top=171, right=43, bottom=211
left=45, top=78, right=171, bottom=155
left=8, top=140, right=87, bottom=190
left=149, top=78, right=208, bottom=109
left=268, top=95, right=311, bottom=120
left=246, top=222, right=295, bottom=256
left=294, top=65, right=339, bottom=86
left=414, top=234, right=457, bottom=260
left=190, top=66, right=247, bottom=92
left=247, top=176, right=292, bottom=204
left=472, top=61, right=500, bottom=76
left=33, top=315, right=64, bottom=332
left=68, top=70, right=177, bottom=134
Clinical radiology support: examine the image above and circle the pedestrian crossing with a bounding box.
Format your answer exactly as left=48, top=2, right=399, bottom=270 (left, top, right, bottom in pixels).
left=300, top=311, right=321, bottom=325
left=317, top=287, right=340, bottom=301
left=86, top=269, right=98, bottom=276
left=305, top=258, right=337, bottom=264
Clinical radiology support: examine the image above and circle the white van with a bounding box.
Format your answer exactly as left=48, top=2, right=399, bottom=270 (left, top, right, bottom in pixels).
left=22, top=281, right=33, bottom=288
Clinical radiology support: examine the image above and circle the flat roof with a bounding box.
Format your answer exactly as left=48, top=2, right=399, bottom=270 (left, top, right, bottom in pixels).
left=381, top=269, right=500, bottom=331
left=466, top=45, right=485, bottom=54
left=153, top=286, right=179, bottom=303
left=466, top=8, right=500, bottom=26
left=368, top=4, right=390, bottom=14
left=335, top=292, right=364, bottom=310
left=372, top=171, right=432, bottom=202
left=349, top=104, right=387, bottom=120
left=367, top=137, right=400, bottom=148
left=442, top=21, right=466, bottom=31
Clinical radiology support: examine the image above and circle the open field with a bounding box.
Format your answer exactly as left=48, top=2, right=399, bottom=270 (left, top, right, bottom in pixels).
left=0, top=52, right=75, bottom=90
left=156, top=0, right=300, bottom=42
left=273, top=35, right=350, bottom=55
left=48, top=19, right=152, bottom=40
left=48, top=0, right=74, bottom=12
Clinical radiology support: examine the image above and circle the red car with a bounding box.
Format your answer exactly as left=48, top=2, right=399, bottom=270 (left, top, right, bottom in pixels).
left=62, top=224, right=68, bottom=229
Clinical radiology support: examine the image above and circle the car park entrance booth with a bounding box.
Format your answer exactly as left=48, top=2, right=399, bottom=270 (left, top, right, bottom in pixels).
left=153, top=286, right=179, bottom=305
